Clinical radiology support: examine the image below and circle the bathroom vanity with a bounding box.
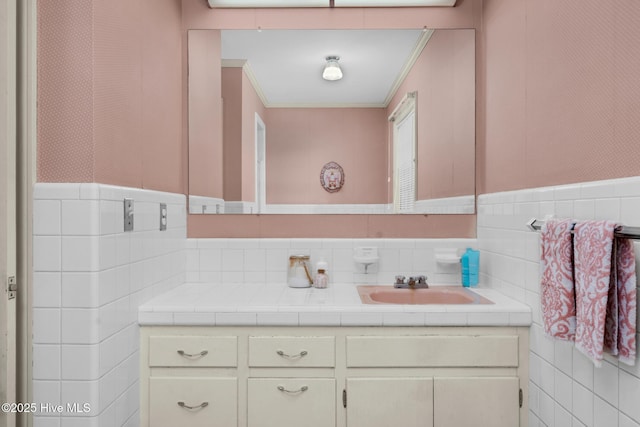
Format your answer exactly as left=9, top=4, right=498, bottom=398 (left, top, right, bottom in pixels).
left=139, top=284, right=531, bottom=427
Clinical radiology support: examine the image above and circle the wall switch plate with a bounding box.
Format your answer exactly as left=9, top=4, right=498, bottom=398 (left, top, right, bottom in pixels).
left=159, top=203, right=167, bottom=231
left=124, top=198, right=134, bottom=232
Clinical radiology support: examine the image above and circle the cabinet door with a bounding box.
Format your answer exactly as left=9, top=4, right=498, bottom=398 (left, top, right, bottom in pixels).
left=434, top=377, right=519, bottom=427
left=149, top=377, right=237, bottom=427
left=346, top=378, right=434, bottom=427
left=248, top=378, right=335, bottom=427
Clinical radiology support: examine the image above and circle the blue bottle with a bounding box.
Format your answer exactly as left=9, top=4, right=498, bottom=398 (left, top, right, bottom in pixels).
left=460, top=248, right=479, bottom=287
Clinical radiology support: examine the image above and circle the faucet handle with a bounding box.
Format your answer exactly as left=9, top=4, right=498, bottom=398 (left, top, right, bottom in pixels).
left=416, top=275, right=427, bottom=285
left=394, top=275, right=406, bottom=285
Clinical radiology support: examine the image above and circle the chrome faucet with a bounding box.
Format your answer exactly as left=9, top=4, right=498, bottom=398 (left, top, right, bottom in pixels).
left=394, top=275, right=428, bottom=289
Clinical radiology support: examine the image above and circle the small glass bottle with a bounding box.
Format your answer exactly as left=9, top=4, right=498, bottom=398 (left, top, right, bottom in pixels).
left=314, top=269, right=328, bottom=289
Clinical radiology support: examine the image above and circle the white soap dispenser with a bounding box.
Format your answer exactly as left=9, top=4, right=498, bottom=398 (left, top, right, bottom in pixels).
left=314, top=258, right=329, bottom=288
left=354, top=247, right=379, bottom=274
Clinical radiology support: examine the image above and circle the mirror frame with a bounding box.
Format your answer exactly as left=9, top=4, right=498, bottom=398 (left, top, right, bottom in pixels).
left=182, top=1, right=480, bottom=239
left=188, top=28, right=476, bottom=216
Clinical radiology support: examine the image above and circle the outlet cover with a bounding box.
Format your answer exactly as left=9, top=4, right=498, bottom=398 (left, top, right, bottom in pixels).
left=160, top=203, right=167, bottom=231
left=124, top=198, right=134, bottom=232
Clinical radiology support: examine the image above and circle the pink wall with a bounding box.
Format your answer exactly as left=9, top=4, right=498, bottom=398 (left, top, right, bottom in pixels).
left=389, top=29, right=475, bottom=201
left=38, top=0, right=94, bottom=183
left=221, top=75, right=387, bottom=205
left=188, top=213, right=476, bottom=239
left=189, top=30, right=224, bottom=198
left=242, top=71, right=267, bottom=201
left=264, top=108, right=389, bottom=204
left=222, top=67, right=243, bottom=200
left=481, top=0, right=640, bottom=194
left=38, top=0, right=184, bottom=193
left=221, top=66, right=267, bottom=202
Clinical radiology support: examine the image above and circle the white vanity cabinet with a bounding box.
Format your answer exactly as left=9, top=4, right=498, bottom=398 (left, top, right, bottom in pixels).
left=433, top=376, right=520, bottom=427
left=140, top=326, right=529, bottom=427
left=143, top=335, right=239, bottom=427
left=346, top=377, right=434, bottom=427
left=247, top=378, right=336, bottom=427
left=149, top=377, right=237, bottom=427
left=247, top=336, right=336, bottom=427
left=345, top=335, right=522, bottom=427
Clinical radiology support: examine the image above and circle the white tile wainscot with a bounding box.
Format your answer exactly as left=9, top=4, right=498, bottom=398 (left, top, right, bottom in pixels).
left=139, top=283, right=531, bottom=427
left=33, top=183, right=187, bottom=427
left=478, top=176, right=640, bottom=427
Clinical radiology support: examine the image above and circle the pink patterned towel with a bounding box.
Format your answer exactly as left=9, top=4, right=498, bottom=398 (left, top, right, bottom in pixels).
left=607, top=236, right=637, bottom=365
left=573, top=220, right=637, bottom=367
left=541, top=219, right=577, bottom=340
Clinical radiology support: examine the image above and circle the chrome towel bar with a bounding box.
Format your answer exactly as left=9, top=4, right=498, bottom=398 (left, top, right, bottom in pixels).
left=526, top=218, right=640, bottom=240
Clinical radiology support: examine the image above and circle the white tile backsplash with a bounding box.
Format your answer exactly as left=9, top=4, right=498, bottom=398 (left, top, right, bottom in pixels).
left=186, top=237, right=475, bottom=286
left=32, top=183, right=186, bottom=426
left=478, top=175, right=640, bottom=427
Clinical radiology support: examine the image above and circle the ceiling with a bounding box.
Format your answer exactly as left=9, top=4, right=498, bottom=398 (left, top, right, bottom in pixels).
left=220, top=29, right=427, bottom=107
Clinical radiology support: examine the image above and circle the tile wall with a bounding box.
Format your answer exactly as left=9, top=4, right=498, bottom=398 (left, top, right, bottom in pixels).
left=185, top=238, right=476, bottom=286
left=38, top=175, right=640, bottom=426
left=478, top=176, right=640, bottom=427
left=32, top=184, right=186, bottom=427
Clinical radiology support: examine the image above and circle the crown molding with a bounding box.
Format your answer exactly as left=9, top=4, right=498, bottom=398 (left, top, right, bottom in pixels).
left=383, top=29, right=433, bottom=108
left=222, top=59, right=271, bottom=107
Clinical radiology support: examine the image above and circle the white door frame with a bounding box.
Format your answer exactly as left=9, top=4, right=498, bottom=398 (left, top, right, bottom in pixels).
left=255, top=113, right=266, bottom=213
left=1, top=1, right=18, bottom=425
left=16, top=1, right=37, bottom=425
left=390, top=92, right=417, bottom=213
left=2, top=1, right=36, bottom=426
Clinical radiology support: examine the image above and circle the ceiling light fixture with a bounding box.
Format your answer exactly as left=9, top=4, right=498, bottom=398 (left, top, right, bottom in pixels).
left=322, top=56, right=343, bottom=81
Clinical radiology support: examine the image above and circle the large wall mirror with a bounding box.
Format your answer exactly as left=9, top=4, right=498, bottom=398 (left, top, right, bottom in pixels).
left=188, top=28, right=475, bottom=215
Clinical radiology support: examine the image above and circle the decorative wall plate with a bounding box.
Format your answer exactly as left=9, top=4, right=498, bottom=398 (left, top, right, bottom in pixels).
left=320, top=161, right=344, bottom=193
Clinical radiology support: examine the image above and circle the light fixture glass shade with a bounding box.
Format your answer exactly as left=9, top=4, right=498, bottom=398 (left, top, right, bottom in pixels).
left=323, top=57, right=343, bottom=81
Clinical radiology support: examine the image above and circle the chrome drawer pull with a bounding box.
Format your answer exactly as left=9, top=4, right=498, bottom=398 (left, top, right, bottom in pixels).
left=277, top=385, right=308, bottom=394
left=177, top=350, right=209, bottom=359
left=276, top=350, right=308, bottom=359
left=177, top=401, right=209, bottom=410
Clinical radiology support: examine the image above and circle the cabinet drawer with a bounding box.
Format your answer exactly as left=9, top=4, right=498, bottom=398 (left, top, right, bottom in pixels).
left=149, top=377, right=237, bottom=427
left=248, top=378, right=335, bottom=427
left=249, top=336, right=335, bottom=367
left=149, top=336, right=237, bottom=367
left=346, top=335, right=519, bottom=367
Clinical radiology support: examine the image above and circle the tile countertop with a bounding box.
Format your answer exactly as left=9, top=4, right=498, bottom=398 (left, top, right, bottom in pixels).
left=138, top=283, right=532, bottom=327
